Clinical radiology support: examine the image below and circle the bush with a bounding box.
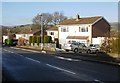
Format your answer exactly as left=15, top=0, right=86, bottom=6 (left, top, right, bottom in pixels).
left=18, top=37, right=24, bottom=46
left=37, top=36, right=41, bottom=46
left=110, top=38, right=119, bottom=53
left=32, top=36, right=37, bottom=46
left=29, top=36, right=32, bottom=46
left=44, top=36, right=52, bottom=43
left=5, top=39, right=8, bottom=45
left=7, top=39, right=13, bottom=46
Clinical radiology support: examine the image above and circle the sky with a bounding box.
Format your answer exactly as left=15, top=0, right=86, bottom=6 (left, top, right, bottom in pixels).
left=1, top=2, right=118, bottom=26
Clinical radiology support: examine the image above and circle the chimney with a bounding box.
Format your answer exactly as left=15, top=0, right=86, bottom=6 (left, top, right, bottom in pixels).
left=76, top=14, right=80, bottom=21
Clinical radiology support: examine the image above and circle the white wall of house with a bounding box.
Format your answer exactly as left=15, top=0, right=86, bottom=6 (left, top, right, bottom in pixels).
left=3, top=36, right=8, bottom=43
left=92, top=37, right=105, bottom=45
left=46, top=31, right=58, bottom=41
left=16, top=34, right=33, bottom=40
left=58, top=24, right=92, bottom=47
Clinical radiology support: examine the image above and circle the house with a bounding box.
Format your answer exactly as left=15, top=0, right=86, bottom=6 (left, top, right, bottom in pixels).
left=57, top=15, right=110, bottom=48
left=2, top=33, right=16, bottom=43
left=46, top=26, right=58, bottom=42
left=2, top=35, right=8, bottom=43
left=16, top=28, right=47, bottom=41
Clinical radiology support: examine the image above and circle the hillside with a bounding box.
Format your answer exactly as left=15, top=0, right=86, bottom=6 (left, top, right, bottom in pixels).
left=110, top=22, right=118, bottom=31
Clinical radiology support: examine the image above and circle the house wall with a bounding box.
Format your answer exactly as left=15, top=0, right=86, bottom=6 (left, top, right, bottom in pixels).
left=47, top=31, right=58, bottom=41
left=58, top=24, right=92, bottom=47
left=3, top=36, right=8, bottom=43
left=92, top=37, right=105, bottom=45
left=16, top=34, right=33, bottom=40
left=92, top=18, right=110, bottom=38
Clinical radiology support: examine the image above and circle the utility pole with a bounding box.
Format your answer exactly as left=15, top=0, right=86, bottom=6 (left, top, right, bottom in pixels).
left=40, top=14, right=44, bottom=50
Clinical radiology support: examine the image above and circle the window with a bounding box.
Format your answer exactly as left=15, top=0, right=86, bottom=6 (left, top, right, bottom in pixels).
left=50, top=32, right=54, bottom=35
left=61, top=27, right=69, bottom=32
left=79, top=27, right=81, bottom=32
left=81, top=28, right=86, bottom=32
left=79, top=26, right=88, bottom=32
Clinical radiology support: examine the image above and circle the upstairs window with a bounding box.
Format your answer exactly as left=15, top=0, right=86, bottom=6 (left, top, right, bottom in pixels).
left=79, top=26, right=88, bottom=32
left=50, top=32, right=54, bottom=35
left=61, top=27, right=69, bottom=32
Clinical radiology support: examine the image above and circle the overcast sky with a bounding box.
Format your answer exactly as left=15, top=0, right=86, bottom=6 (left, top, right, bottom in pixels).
left=1, top=2, right=118, bottom=26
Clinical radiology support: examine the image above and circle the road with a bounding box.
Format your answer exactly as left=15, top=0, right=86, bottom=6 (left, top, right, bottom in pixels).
left=2, top=46, right=120, bottom=82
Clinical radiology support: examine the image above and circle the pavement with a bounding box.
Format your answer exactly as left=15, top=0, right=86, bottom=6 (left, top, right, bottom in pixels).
left=11, top=46, right=120, bottom=66
left=2, top=46, right=120, bottom=82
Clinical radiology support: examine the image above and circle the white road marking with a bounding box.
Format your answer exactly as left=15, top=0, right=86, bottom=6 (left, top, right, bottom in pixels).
left=10, top=47, right=41, bottom=53
left=4, top=49, right=8, bottom=51
left=56, top=56, right=81, bottom=62
left=46, top=63, right=76, bottom=75
left=94, top=79, right=104, bottom=83
left=25, top=57, right=41, bottom=63
left=3, top=49, right=23, bottom=56
left=10, top=47, right=20, bottom=49
left=15, top=53, right=23, bottom=57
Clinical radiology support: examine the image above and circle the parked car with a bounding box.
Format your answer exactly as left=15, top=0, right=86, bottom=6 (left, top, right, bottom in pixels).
left=87, top=44, right=101, bottom=53
left=63, top=42, right=87, bottom=53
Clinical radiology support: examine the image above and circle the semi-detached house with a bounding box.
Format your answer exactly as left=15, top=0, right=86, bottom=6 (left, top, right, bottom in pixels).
left=47, top=15, right=110, bottom=48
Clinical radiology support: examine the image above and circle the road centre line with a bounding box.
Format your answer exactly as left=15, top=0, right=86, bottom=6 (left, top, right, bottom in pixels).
left=94, top=79, right=104, bottom=83
left=25, top=57, right=41, bottom=63
left=55, top=56, right=81, bottom=62
left=46, top=63, right=76, bottom=75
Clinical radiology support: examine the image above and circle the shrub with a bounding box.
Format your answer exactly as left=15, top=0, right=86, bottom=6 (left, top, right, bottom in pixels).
left=44, top=36, right=52, bottom=43
left=32, top=36, right=37, bottom=46
left=18, top=37, right=24, bottom=46
left=7, top=39, right=13, bottom=46
left=29, top=36, right=32, bottom=46
left=5, top=39, right=8, bottom=45
left=37, top=36, right=41, bottom=46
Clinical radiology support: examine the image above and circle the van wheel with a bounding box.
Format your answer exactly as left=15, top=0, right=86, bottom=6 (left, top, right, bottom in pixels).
left=74, top=48, right=78, bottom=53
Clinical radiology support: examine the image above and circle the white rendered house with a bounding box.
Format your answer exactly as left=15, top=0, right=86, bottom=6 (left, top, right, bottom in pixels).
left=46, top=26, right=58, bottom=42
left=57, top=15, right=110, bottom=48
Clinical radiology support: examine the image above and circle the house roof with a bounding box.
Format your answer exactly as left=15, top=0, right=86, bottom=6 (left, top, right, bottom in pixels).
left=47, top=26, right=58, bottom=31
left=66, top=36, right=89, bottom=39
left=58, top=16, right=102, bottom=25
left=17, top=29, right=40, bottom=34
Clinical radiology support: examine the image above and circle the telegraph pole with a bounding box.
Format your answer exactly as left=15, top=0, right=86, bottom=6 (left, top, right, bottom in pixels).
left=40, top=14, right=44, bottom=50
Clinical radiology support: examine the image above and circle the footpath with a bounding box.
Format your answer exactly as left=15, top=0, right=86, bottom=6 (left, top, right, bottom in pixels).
left=11, top=46, right=120, bottom=66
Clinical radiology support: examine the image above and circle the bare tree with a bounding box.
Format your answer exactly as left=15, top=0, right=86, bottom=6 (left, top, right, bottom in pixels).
left=52, top=12, right=67, bottom=25
left=33, top=13, right=52, bottom=30
left=32, top=12, right=67, bottom=29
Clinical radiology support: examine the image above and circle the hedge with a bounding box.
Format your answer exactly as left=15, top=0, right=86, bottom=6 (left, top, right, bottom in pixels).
left=29, top=36, right=52, bottom=45
left=44, top=36, right=52, bottom=43
left=32, top=36, right=37, bottom=46
left=6, top=39, right=13, bottom=46
left=29, top=36, right=32, bottom=46
left=37, top=36, right=41, bottom=46
left=5, top=39, right=8, bottom=45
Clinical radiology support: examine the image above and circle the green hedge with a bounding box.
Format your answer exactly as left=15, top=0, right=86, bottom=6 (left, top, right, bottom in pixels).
left=5, top=39, right=8, bottom=45
left=29, top=36, right=52, bottom=45
left=32, top=36, right=37, bottom=46
left=5, top=39, right=13, bottom=46
left=44, top=36, right=52, bottom=43
left=37, top=36, right=41, bottom=46
left=29, top=36, right=32, bottom=46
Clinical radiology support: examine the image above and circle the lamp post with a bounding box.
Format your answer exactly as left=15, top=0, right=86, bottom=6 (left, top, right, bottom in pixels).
left=40, top=14, right=44, bottom=50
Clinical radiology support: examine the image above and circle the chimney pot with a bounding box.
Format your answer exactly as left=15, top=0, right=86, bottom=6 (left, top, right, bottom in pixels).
left=76, top=14, right=80, bottom=21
